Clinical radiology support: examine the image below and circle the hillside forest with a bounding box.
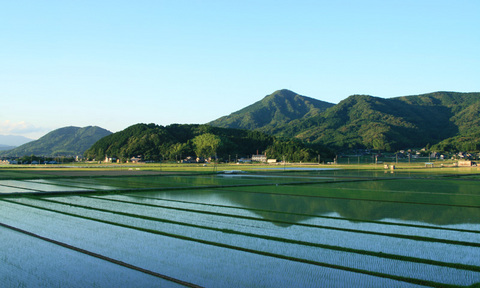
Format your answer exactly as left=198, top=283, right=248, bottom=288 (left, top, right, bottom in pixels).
left=84, top=123, right=334, bottom=162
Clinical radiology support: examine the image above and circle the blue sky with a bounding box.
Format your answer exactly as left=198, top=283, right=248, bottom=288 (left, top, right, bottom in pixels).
left=1, top=1, right=479, bottom=139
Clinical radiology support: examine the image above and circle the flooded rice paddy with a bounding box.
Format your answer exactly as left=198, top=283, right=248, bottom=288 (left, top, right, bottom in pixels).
left=1, top=169, right=479, bottom=287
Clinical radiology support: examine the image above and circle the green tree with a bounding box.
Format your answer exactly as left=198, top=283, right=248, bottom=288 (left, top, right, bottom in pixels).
left=169, top=142, right=192, bottom=159
left=192, top=133, right=222, bottom=158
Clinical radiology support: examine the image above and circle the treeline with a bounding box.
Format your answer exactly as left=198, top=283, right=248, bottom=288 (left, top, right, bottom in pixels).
left=14, top=155, right=75, bottom=164
left=84, top=123, right=334, bottom=162
left=431, top=132, right=480, bottom=153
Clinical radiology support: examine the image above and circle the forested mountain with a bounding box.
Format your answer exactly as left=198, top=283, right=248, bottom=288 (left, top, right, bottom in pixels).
left=1, top=126, right=112, bottom=157
left=291, top=92, right=480, bottom=151
left=84, top=123, right=334, bottom=162
left=210, top=90, right=480, bottom=152
left=209, top=89, right=334, bottom=134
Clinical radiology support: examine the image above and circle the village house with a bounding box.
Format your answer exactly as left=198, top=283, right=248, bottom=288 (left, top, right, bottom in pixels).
left=458, top=160, right=477, bottom=167
left=251, top=154, right=267, bottom=162
left=104, top=156, right=118, bottom=163
left=130, top=157, right=142, bottom=163
left=237, top=157, right=252, bottom=163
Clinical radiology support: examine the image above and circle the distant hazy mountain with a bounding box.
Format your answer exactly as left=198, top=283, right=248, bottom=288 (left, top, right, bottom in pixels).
left=209, top=89, right=335, bottom=134
left=0, top=144, right=16, bottom=151
left=0, top=126, right=112, bottom=157
left=0, top=135, right=33, bottom=147
left=210, top=90, right=480, bottom=152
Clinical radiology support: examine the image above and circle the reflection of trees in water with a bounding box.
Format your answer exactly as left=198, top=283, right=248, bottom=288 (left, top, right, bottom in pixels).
left=126, top=178, right=480, bottom=227
left=222, top=190, right=480, bottom=226
left=225, top=192, right=323, bottom=227
left=92, top=175, right=223, bottom=189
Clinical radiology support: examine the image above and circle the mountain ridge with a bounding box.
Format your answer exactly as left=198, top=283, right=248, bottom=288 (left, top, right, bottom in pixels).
left=0, top=126, right=112, bottom=157
left=0, top=135, right=33, bottom=147
left=209, top=89, right=335, bottom=133
left=210, top=90, right=480, bottom=152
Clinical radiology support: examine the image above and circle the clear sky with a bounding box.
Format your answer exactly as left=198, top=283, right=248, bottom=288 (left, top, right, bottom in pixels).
left=1, top=0, right=479, bottom=139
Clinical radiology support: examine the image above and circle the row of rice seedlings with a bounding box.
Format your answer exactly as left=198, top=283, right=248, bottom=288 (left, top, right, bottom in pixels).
left=78, top=173, right=325, bottom=190
left=25, top=179, right=114, bottom=191
left=92, top=176, right=199, bottom=188
left=44, top=177, right=134, bottom=189
left=77, top=175, right=262, bottom=189
left=1, top=176, right=265, bottom=194
left=220, top=184, right=480, bottom=208
left=50, top=196, right=479, bottom=265
left=82, top=194, right=480, bottom=245
left=331, top=178, right=480, bottom=197
left=0, top=184, right=34, bottom=194
left=218, top=184, right=480, bottom=231
left=319, top=186, right=480, bottom=205
left=100, top=194, right=480, bottom=241
left=217, top=173, right=331, bottom=183
left=8, top=196, right=480, bottom=285
left=119, top=191, right=480, bottom=233
left=38, top=176, right=182, bottom=190
left=312, top=184, right=480, bottom=207
left=6, top=178, right=479, bottom=234
left=0, top=200, right=229, bottom=287
left=1, top=197, right=470, bottom=286
left=0, top=180, right=44, bottom=192
left=128, top=189, right=480, bottom=233
left=0, top=180, right=85, bottom=193
left=0, top=225, right=180, bottom=288
left=44, top=199, right=480, bottom=274
left=385, top=219, right=480, bottom=235
left=0, top=201, right=425, bottom=288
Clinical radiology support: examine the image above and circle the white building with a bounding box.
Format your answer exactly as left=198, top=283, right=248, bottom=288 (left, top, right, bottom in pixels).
left=252, top=154, right=267, bottom=162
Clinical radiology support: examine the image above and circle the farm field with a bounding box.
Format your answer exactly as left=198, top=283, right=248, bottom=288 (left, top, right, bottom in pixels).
left=1, top=165, right=479, bottom=287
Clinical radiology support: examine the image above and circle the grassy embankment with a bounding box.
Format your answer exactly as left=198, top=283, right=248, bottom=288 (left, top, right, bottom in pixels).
left=0, top=160, right=479, bottom=180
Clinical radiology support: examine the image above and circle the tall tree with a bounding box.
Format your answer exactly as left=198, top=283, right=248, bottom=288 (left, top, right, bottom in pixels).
left=192, top=133, right=222, bottom=158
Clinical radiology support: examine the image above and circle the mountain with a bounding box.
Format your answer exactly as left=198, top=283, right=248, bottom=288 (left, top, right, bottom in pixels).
left=290, top=91, right=480, bottom=151
left=209, top=89, right=335, bottom=134
left=0, top=144, right=16, bottom=151
left=0, top=126, right=112, bottom=157
left=210, top=90, right=480, bottom=152
left=84, top=123, right=334, bottom=162
left=0, top=135, right=33, bottom=147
